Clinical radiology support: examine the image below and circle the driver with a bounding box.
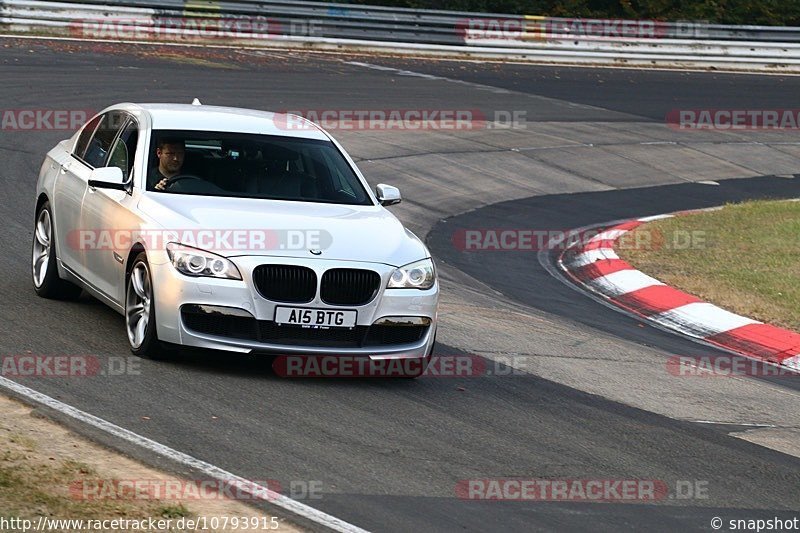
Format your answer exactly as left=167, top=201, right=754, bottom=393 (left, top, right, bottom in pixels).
left=149, top=138, right=185, bottom=191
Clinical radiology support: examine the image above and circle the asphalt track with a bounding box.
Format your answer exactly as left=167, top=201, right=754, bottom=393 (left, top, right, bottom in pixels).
left=1, top=38, right=800, bottom=532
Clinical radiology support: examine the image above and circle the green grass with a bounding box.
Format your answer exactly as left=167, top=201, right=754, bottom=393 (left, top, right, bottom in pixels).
left=617, top=199, right=800, bottom=331
left=158, top=503, right=190, bottom=518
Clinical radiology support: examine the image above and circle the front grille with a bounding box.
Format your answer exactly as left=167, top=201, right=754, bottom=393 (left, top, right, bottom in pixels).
left=181, top=306, right=429, bottom=348
left=321, top=268, right=381, bottom=306
left=253, top=265, right=317, bottom=303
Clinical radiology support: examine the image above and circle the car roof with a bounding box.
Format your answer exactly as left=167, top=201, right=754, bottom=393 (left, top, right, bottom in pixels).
left=121, top=103, right=330, bottom=140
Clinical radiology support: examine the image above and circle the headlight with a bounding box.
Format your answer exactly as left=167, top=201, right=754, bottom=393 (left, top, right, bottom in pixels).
left=166, top=243, right=242, bottom=280
left=388, top=258, right=435, bottom=290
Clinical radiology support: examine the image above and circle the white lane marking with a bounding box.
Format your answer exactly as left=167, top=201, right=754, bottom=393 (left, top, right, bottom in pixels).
left=697, top=180, right=720, bottom=185
left=689, top=420, right=777, bottom=427
left=637, top=214, right=674, bottom=222
left=650, top=302, right=760, bottom=338
left=586, top=270, right=663, bottom=297
left=345, top=61, right=511, bottom=94
left=783, top=355, right=800, bottom=371
left=568, top=247, right=619, bottom=268
left=344, top=60, right=624, bottom=113
left=0, top=376, right=369, bottom=533
left=588, top=228, right=628, bottom=242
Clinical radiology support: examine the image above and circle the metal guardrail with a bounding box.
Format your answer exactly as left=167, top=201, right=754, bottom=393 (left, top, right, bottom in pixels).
left=2, top=0, right=800, bottom=70
left=20, top=0, right=800, bottom=42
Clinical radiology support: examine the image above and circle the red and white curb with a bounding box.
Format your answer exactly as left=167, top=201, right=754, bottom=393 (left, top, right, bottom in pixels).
left=558, top=214, right=800, bottom=372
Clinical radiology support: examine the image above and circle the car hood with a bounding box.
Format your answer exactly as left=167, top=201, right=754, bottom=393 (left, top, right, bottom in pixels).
left=137, top=194, right=428, bottom=266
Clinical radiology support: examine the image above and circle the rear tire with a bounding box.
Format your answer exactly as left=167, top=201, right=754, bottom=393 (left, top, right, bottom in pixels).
left=31, top=201, right=82, bottom=300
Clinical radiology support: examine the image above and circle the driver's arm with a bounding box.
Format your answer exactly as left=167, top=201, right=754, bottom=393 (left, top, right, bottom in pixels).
left=154, top=177, right=169, bottom=191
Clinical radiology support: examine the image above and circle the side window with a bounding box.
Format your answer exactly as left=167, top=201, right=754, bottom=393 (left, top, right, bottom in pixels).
left=73, top=115, right=102, bottom=159
left=107, top=119, right=139, bottom=182
left=82, top=111, right=126, bottom=168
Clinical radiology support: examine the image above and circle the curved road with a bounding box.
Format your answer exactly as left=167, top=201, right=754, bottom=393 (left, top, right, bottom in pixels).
left=1, top=37, right=799, bottom=531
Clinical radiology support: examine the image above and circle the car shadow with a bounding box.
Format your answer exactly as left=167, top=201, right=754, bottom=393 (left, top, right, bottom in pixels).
left=158, top=345, right=430, bottom=384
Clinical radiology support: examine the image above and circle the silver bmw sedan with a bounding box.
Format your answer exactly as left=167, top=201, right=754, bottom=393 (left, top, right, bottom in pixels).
left=32, top=103, right=438, bottom=376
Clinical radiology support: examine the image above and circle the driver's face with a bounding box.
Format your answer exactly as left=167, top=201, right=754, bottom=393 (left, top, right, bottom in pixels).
left=157, top=144, right=185, bottom=175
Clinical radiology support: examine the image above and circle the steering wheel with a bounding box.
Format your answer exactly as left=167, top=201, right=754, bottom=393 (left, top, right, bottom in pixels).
left=163, top=174, right=204, bottom=189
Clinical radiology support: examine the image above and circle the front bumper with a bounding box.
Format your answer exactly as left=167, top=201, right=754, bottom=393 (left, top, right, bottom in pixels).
left=150, top=255, right=438, bottom=358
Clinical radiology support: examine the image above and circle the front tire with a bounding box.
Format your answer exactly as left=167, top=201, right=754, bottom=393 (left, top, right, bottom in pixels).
left=32, top=202, right=82, bottom=300
left=126, top=253, right=170, bottom=359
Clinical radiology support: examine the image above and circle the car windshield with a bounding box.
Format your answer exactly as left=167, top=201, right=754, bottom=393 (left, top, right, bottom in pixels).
left=147, top=130, right=373, bottom=205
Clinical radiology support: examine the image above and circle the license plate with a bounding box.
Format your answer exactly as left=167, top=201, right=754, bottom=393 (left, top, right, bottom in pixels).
left=274, top=307, right=357, bottom=328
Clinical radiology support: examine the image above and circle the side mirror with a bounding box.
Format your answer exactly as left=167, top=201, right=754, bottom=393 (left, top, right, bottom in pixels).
left=88, top=167, right=126, bottom=191
left=376, top=184, right=401, bottom=206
